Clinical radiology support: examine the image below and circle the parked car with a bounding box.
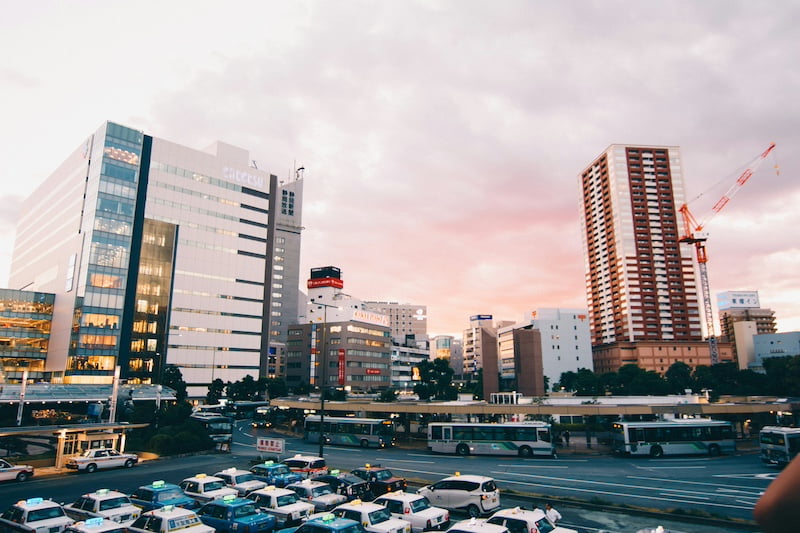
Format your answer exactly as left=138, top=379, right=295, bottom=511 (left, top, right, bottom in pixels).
left=327, top=499, right=411, bottom=533
left=65, top=517, right=129, bottom=533
left=247, top=486, right=315, bottom=528
left=350, top=465, right=406, bottom=497
left=372, top=492, right=449, bottom=533
left=63, top=488, right=140, bottom=525
left=179, top=474, right=238, bottom=503
left=487, top=507, right=578, bottom=533
left=128, top=505, right=214, bottom=533
left=287, top=479, right=347, bottom=511
left=65, top=448, right=138, bottom=473
left=0, top=458, right=34, bottom=482
left=276, top=513, right=366, bottom=533
left=448, top=518, right=509, bottom=533
left=316, top=470, right=375, bottom=501
left=416, top=474, right=499, bottom=517
left=214, top=467, right=267, bottom=496
left=0, top=497, right=74, bottom=532
left=130, top=480, right=199, bottom=511
left=196, top=494, right=276, bottom=533
left=283, top=455, right=328, bottom=479
left=250, top=461, right=304, bottom=487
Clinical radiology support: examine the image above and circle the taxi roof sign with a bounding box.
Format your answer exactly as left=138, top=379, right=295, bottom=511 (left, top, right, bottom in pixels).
left=86, top=517, right=105, bottom=526
left=95, top=489, right=109, bottom=495
left=223, top=494, right=237, bottom=502
left=25, top=497, right=44, bottom=505
left=152, top=480, right=166, bottom=488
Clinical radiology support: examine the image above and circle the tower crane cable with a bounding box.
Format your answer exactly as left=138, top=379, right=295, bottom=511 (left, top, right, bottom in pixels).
left=678, top=142, right=778, bottom=365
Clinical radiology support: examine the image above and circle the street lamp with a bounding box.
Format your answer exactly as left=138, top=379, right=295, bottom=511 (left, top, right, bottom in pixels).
left=310, top=298, right=342, bottom=458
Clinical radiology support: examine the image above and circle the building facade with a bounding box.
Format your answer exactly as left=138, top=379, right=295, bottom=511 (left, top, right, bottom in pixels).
left=752, top=332, right=800, bottom=372
left=9, top=121, right=303, bottom=395
left=717, top=291, right=777, bottom=369
left=0, top=289, right=55, bottom=382
left=579, top=144, right=711, bottom=372
left=592, top=340, right=734, bottom=374
left=364, top=302, right=427, bottom=345
left=391, top=344, right=429, bottom=393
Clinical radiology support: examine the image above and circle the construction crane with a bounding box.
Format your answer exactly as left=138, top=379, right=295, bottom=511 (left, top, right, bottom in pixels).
left=678, top=142, right=777, bottom=364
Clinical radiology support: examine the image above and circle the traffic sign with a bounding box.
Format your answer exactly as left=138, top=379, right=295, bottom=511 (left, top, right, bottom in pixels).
left=257, top=437, right=285, bottom=453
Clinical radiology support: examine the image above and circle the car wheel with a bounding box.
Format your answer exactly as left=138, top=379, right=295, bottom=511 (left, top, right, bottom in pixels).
left=467, top=504, right=480, bottom=518
left=86, top=463, right=98, bottom=473
left=708, top=444, right=721, bottom=457
left=649, top=445, right=664, bottom=459
left=360, top=439, right=369, bottom=448
left=518, top=446, right=533, bottom=458
left=456, top=443, right=470, bottom=456
left=124, top=459, right=135, bottom=468
left=15, top=472, right=28, bottom=482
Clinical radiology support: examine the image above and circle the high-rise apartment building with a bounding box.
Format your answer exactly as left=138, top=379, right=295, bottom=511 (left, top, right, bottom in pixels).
left=9, top=121, right=303, bottom=395
left=579, top=145, right=722, bottom=372
left=717, top=291, right=777, bottom=369
left=364, top=302, right=427, bottom=345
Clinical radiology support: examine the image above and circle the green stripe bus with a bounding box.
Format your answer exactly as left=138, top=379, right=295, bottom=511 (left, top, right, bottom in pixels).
left=611, top=419, right=735, bottom=458
left=304, top=415, right=396, bottom=448
left=427, top=421, right=555, bottom=457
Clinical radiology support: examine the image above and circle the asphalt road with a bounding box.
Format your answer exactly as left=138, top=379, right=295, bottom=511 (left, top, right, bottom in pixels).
left=0, top=422, right=772, bottom=533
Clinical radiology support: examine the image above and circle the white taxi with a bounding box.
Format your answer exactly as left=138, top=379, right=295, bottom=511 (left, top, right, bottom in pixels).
left=214, top=467, right=267, bottom=496
left=0, top=458, right=34, bottom=482
left=287, top=479, right=347, bottom=511
left=328, top=499, right=411, bottom=533
left=372, top=491, right=449, bottom=533
left=64, top=488, right=140, bottom=525
left=417, top=474, right=499, bottom=517
left=487, top=507, right=578, bottom=533
left=65, top=448, right=138, bottom=473
left=0, top=497, right=74, bottom=532
left=65, top=517, right=129, bottom=533
left=128, top=505, right=214, bottom=533
left=179, top=473, right=238, bottom=503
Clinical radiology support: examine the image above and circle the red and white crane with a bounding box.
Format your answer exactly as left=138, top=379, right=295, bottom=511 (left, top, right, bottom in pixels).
left=678, top=142, right=777, bottom=364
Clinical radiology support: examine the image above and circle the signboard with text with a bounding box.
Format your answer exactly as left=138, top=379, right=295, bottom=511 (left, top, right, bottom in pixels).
left=338, top=349, right=345, bottom=385
left=257, top=438, right=285, bottom=454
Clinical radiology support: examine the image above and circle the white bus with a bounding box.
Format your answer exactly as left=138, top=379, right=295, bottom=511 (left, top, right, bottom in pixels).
left=759, top=426, right=800, bottom=466
left=611, top=419, right=735, bottom=458
left=427, top=421, right=555, bottom=457
left=303, top=415, right=396, bottom=448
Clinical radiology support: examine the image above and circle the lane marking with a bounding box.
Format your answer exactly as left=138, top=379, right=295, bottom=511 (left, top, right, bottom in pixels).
left=408, top=454, right=462, bottom=459
left=658, top=492, right=710, bottom=500
left=634, top=466, right=707, bottom=470
left=629, top=475, right=770, bottom=490
left=499, top=465, right=569, bottom=469
left=384, top=459, right=436, bottom=464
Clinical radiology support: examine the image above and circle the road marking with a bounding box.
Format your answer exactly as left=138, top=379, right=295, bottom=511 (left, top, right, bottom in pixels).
left=629, top=475, right=770, bottom=490
left=659, top=492, right=710, bottom=500
left=408, top=454, right=462, bottom=459
left=501, top=465, right=569, bottom=469
left=647, top=458, right=711, bottom=462
left=713, top=472, right=779, bottom=480
left=385, top=459, right=436, bottom=464
left=634, top=465, right=707, bottom=469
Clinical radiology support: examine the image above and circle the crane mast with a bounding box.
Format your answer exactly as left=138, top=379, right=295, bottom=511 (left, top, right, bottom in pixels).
left=679, top=142, right=776, bottom=365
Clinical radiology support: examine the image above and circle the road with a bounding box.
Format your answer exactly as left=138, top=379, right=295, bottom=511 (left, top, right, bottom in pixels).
left=0, top=422, right=771, bottom=533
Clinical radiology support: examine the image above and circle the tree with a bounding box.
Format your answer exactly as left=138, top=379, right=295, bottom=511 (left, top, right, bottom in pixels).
left=206, top=379, right=226, bottom=404
left=665, top=362, right=694, bottom=394
left=227, top=375, right=261, bottom=401
left=574, top=368, right=602, bottom=396
left=161, top=365, right=188, bottom=402
left=377, top=388, right=398, bottom=403
left=260, top=378, right=288, bottom=399
left=556, top=371, right=578, bottom=392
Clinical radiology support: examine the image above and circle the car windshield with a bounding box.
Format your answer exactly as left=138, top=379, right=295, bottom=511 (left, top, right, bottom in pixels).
left=28, top=506, right=67, bottom=522
left=203, top=481, right=226, bottom=491
left=233, top=503, right=258, bottom=518
left=368, top=508, right=392, bottom=523
left=235, top=473, right=256, bottom=483
left=311, top=486, right=333, bottom=497
left=99, top=497, right=131, bottom=510
left=339, top=524, right=367, bottom=533
left=340, top=475, right=363, bottom=484
left=277, top=494, right=299, bottom=506
left=374, top=470, right=393, bottom=481
left=409, top=497, right=431, bottom=512
left=273, top=465, right=291, bottom=475
left=157, top=489, right=186, bottom=502
left=535, top=518, right=555, bottom=533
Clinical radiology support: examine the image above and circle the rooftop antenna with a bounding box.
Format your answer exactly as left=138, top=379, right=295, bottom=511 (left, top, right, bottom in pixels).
left=251, top=160, right=258, bottom=169
left=296, top=166, right=305, bottom=180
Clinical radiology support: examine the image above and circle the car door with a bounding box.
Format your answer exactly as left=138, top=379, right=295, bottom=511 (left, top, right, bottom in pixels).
left=425, top=481, right=450, bottom=508
left=449, top=481, right=475, bottom=510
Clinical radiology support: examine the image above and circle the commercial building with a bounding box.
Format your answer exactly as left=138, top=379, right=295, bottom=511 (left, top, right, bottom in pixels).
left=752, top=332, right=800, bottom=372
left=364, top=302, right=427, bottom=345
left=9, top=121, right=303, bottom=396
left=463, top=316, right=514, bottom=397
left=0, top=289, right=55, bottom=381
left=717, top=291, right=777, bottom=369
left=579, top=144, right=728, bottom=372
left=286, top=267, right=392, bottom=391
left=391, top=343, right=429, bottom=393
left=497, top=309, right=593, bottom=396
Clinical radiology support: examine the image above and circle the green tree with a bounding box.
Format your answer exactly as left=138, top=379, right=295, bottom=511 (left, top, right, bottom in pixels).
left=764, top=355, right=800, bottom=396
left=260, top=377, right=288, bottom=399
left=206, top=378, right=226, bottom=404
left=161, top=365, right=188, bottom=402
left=227, top=375, right=261, bottom=401
left=556, top=371, right=577, bottom=392
left=665, top=362, right=694, bottom=394
left=377, top=388, right=398, bottom=403
left=293, top=381, right=311, bottom=395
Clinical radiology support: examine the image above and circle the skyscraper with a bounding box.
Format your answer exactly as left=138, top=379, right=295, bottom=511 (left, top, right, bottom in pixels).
left=579, top=145, right=713, bottom=372
left=9, top=121, right=303, bottom=395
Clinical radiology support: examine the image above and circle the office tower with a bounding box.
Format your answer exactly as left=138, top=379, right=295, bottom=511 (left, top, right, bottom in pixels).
left=579, top=145, right=725, bottom=373
left=717, top=291, right=777, bottom=369
left=364, top=302, right=428, bottom=345
left=0, top=289, right=54, bottom=381
left=9, top=121, right=303, bottom=395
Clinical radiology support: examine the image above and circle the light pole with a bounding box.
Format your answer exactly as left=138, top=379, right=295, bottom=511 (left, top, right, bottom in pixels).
left=311, top=298, right=341, bottom=458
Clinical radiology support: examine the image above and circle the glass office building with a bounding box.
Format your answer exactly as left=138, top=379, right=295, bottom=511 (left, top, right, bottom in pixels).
left=0, top=289, right=55, bottom=381
left=10, top=122, right=303, bottom=395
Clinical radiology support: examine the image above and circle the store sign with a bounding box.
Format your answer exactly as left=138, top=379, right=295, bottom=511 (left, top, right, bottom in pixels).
left=470, top=314, right=493, bottom=321
left=222, top=167, right=265, bottom=189
left=352, top=309, right=390, bottom=327
left=307, top=277, right=344, bottom=289
left=338, top=349, right=345, bottom=385
left=366, top=368, right=381, bottom=375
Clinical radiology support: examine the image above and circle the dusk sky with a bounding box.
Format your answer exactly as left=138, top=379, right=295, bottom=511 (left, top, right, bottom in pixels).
left=1, top=1, right=798, bottom=337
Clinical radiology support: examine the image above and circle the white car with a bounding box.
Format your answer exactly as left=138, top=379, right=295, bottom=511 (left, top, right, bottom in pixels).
left=487, top=507, right=578, bottom=533
left=65, top=517, right=129, bottom=533
left=64, top=488, right=140, bottom=525
left=283, top=454, right=328, bottom=479
left=0, top=458, right=34, bottom=482
left=287, top=479, right=347, bottom=511
left=179, top=474, right=238, bottom=503
left=416, top=474, right=499, bottom=517
left=128, top=505, right=214, bottom=533
left=372, top=491, right=449, bottom=533
left=65, top=448, right=138, bottom=473
left=247, top=486, right=315, bottom=528
left=449, top=518, right=510, bottom=533
left=328, top=499, right=411, bottom=533
left=214, top=467, right=267, bottom=496
left=0, top=497, right=74, bottom=532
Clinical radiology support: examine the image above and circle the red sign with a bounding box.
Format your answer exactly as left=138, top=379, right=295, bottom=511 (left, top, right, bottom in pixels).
left=338, top=349, right=345, bottom=385
left=307, top=277, right=344, bottom=289
left=366, top=369, right=381, bottom=375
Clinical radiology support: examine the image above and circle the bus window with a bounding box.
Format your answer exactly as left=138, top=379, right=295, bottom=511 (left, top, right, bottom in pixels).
left=789, top=436, right=800, bottom=455
left=430, top=426, right=442, bottom=440
left=453, top=426, right=473, bottom=440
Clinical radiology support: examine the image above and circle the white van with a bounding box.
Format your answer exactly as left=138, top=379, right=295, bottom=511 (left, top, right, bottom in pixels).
left=416, top=474, right=499, bottom=517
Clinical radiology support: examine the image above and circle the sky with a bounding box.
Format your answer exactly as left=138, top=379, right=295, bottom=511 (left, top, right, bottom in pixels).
left=1, top=0, right=798, bottom=338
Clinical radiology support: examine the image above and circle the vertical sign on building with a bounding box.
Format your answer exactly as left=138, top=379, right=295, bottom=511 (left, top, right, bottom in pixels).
left=338, top=348, right=345, bottom=385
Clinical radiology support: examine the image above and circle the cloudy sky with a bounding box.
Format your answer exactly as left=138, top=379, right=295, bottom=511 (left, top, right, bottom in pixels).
left=1, top=0, right=798, bottom=337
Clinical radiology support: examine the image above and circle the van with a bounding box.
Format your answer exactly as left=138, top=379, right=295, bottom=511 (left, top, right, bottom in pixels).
left=282, top=455, right=329, bottom=479
left=416, top=474, right=499, bottom=517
